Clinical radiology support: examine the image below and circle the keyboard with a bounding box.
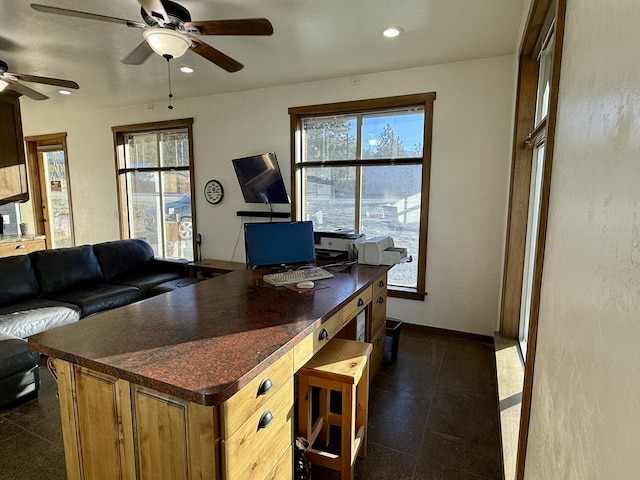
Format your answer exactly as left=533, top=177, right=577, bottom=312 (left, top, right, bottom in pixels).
left=263, top=267, right=334, bottom=287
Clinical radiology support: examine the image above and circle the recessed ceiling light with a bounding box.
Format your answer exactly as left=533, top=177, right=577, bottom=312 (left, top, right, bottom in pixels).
left=58, top=89, right=72, bottom=95
left=179, top=66, right=195, bottom=73
left=382, top=26, right=402, bottom=38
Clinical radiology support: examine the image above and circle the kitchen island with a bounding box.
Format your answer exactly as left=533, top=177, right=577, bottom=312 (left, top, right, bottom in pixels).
left=29, top=264, right=389, bottom=480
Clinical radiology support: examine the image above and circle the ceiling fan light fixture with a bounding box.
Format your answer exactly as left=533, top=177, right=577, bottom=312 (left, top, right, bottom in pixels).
left=0, top=79, right=8, bottom=92
left=143, top=28, right=192, bottom=59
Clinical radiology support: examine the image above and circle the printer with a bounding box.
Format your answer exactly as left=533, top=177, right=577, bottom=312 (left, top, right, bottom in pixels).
left=357, top=236, right=408, bottom=265
left=314, top=230, right=365, bottom=261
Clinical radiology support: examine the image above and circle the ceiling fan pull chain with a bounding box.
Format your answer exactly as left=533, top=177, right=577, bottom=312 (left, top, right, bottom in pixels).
left=166, top=55, right=174, bottom=110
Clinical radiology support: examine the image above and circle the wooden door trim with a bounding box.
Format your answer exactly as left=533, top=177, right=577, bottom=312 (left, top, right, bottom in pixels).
left=24, top=132, right=75, bottom=248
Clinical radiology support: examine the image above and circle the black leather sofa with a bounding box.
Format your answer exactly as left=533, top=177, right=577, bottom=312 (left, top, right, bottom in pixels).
left=0, top=238, right=194, bottom=339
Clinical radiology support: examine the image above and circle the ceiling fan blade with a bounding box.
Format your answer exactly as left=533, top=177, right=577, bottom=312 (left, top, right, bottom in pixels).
left=190, top=37, right=243, bottom=72
left=184, top=18, right=274, bottom=36
left=122, top=41, right=154, bottom=65
left=7, top=81, right=48, bottom=101
left=8, top=72, right=79, bottom=89
left=137, top=0, right=170, bottom=24
left=30, top=4, right=146, bottom=28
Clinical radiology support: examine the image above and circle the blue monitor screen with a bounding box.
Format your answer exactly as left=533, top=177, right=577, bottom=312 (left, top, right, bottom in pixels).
left=244, top=221, right=316, bottom=269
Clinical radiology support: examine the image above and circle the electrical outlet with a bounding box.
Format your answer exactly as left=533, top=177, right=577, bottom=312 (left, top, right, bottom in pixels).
left=2, top=215, right=9, bottom=225
left=350, top=76, right=363, bottom=86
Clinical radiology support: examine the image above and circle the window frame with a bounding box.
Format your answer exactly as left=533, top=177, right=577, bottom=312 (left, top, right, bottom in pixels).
left=498, top=0, right=566, bottom=477
left=289, top=93, right=435, bottom=300
left=112, top=118, right=197, bottom=259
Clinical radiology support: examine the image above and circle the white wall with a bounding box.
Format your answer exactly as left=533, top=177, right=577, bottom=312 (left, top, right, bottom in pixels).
left=524, top=0, right=640, bottom=478
left=20, top=55, right=516, bottom=336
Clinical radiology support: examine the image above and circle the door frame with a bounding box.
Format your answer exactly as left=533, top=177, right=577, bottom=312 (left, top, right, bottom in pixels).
left=24, top=132, right=75, bottom=248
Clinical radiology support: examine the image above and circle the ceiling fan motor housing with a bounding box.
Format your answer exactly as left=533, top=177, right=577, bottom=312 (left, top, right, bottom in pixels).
left=142, top=0, right=191, bottom=29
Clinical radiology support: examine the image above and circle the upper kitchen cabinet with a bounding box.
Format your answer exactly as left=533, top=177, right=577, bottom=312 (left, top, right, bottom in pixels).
left=0, top=91, right=28, bottom=205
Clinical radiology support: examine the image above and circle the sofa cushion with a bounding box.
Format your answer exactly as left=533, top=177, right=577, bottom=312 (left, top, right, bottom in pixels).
left=52, top=284, right=143, bottom=318
left=30, top=245, right=104, bottom=296
left=93, top=239, right=155, bottom=281
left=0, top=255, right=40, bottom=307
left=0, top=299, right=81, bottom=338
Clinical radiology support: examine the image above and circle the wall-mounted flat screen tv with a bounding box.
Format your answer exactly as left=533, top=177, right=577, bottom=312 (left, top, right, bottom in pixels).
left=232, top=152, right=289, bottom=204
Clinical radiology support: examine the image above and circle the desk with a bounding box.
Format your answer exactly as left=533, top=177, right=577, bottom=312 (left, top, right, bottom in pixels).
left=187, top=258, right=245, bottom=277
left=29, top=264, right=390, bottom=480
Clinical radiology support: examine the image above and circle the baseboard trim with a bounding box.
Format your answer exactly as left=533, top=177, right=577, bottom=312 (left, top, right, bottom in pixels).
left=400, top=323, right=493, bottom=343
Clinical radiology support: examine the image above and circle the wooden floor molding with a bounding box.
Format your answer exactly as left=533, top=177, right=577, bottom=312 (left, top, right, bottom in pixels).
left=400, top=322, right=493, bottom=344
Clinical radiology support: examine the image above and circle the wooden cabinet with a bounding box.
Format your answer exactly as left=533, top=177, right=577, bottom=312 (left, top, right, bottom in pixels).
left=53, top=359, right=220, bottom=480
left=42, top=266, right=391, bottom=480
left=0, top=91, right=28, bottom=205
left=0, top=238, right=45, bottom=257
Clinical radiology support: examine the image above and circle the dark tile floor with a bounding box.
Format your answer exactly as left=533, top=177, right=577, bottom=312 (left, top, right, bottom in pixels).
left=0, top=328, right=502, bottom=480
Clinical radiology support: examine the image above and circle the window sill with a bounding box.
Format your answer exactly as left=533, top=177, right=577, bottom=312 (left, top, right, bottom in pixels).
left=494, top=333, right=524, bottom=480
left=388, top=287, right=427, bottom=301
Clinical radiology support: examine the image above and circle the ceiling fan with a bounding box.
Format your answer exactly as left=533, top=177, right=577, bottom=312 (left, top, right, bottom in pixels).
left=31, top=0, right=274, bottom=73
left=0, top=59, right=79, bottom=100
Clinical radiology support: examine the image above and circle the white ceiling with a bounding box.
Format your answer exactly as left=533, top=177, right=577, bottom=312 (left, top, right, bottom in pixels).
left=1, top=0, right=527, bottom=111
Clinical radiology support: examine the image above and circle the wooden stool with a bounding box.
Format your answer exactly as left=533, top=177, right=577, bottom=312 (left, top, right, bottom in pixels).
left=297, top=338, right=372, bottom=480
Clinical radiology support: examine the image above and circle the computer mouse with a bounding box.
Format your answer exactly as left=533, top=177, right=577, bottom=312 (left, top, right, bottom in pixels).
left=296, top=281, right=315, bottom=289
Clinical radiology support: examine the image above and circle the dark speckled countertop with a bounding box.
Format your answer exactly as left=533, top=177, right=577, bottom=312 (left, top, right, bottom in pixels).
left=28, top=265, right=388, bottom=406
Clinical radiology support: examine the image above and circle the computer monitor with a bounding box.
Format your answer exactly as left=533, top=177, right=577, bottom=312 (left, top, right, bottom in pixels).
left=244, top=221, right=316, bottom=269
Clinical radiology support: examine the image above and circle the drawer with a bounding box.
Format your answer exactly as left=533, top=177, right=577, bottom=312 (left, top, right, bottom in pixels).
left=371, top=289, right=387, bottom=335
left=342, top=285, right=372, bottom=321
left=370, top=323, right=386, bottom=378
left=222, top=378, right=293, bottom=480
left=221, top=349, right=293, bottom=438
left=373, top=273, right=387, bottom=298
left=293, top=311, right=343, bottom=371
left=0, top=239, right=45, bottom=257
left=264, top=446, right=293, bottom=480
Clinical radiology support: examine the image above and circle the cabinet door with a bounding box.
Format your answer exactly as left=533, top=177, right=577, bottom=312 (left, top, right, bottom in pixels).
left=132, top=386, right=218, bottom=480
left=370, top=323, right=386, bottom=378
left=0, top=92, right=28, bottom=203
left=54, top=360, right=135, bottom=480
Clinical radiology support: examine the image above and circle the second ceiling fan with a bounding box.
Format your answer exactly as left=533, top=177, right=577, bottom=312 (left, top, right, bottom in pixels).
left=31, top=0, right=274, bottom=72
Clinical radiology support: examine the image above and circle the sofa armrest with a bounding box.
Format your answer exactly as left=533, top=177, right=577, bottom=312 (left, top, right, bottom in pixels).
left=147, top=258, right=189, bottom=276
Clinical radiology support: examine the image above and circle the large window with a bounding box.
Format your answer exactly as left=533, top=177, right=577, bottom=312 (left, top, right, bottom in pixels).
left=289, top=94, right=435, bottom=299
left=113, top=119, right=195, bottom=261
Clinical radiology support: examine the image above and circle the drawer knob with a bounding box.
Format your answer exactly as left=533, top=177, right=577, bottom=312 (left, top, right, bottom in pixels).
left=257, top=377, right=273, bottom=397
left=379, top=280, right=385, bottom=287
left=318, top=328, right=329, bottom=341
left=16, top=244, right=25, bottom=249
left=378, top=297, right=384, bottom=304
left=357, top=298, right=364, bottom=307
left=258, top=410, right=274, bottom=430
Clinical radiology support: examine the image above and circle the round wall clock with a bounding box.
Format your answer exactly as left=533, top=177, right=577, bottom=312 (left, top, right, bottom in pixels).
left=204, top=179, right=224, bottom=204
